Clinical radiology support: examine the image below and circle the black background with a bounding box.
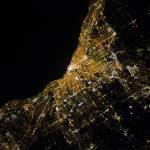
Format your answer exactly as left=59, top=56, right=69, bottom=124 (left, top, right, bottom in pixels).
left=0, top=0, right=89, bottom=105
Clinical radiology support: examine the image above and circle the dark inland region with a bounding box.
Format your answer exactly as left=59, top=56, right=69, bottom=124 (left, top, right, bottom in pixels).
left=0, top=0, right=90, bottom=106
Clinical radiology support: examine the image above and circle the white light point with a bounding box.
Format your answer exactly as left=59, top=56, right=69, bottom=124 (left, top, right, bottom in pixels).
left=67, top=64, right=78, bottom=72
left=33, top=98, right=38, bottom=103
left=82, top=55, right=88, bottom=61
left=75, top=76, right=79, bottom=81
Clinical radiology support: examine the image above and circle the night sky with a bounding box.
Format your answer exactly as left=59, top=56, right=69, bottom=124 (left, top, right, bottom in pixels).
left=0, top=0, right=89, bottom=105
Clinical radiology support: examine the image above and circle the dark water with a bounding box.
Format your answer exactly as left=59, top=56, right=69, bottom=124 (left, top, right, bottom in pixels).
left=0, top=0, right=89, bottom=105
